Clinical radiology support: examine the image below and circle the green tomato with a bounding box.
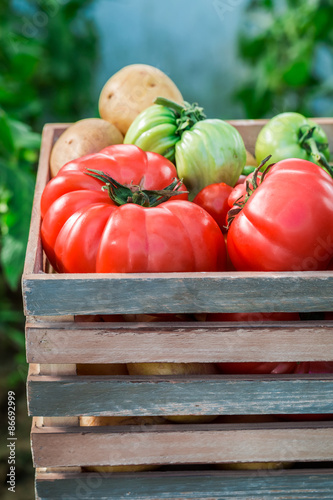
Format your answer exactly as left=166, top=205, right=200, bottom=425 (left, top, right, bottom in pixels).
left=255, top=112, right=331, bottom=175
left=124, top=98, right=246, bottom=199
left=175, top=120, right=246, bottom=198
left=124, top=104, right=179, bottom=162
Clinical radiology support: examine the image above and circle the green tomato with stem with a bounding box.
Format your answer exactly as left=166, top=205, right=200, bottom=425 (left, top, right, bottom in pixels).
left=124, top=97, right=246, bottom=199
left=255, top=112, right=332, bottom=177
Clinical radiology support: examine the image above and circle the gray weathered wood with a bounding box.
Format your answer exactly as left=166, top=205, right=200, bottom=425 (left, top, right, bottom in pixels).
left=25, top=320, right=333, bottom=363
left=34, top=470, right=333, bottom=500
left=22, top=122, right=333, bottom=317
left=31, top=421, right=333, bottom=467
left=22, top=270, right=333, bottom=316
left=27, top=373, right=333, bottom=417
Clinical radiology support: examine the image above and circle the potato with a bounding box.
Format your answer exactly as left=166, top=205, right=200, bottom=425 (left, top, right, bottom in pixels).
left=246, top=149, right=257, bottom=166
left=99, top=64, right=183, bottom=135
left=50, top=118, right=123, bottom=177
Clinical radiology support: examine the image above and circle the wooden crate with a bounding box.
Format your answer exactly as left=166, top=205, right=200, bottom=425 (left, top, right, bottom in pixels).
left=23, top=120, right=333, bottom=499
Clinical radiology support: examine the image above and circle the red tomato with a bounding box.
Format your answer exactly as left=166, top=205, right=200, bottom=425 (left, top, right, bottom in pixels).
left=41, top=145, right=226, bottom=273
left=228, top=171, right=263, bottom=208
left=227, top=159, right=333, bottom=271
left=207, top=311, right=300, bottom=375
left=193, top=183, right=232, bottom=233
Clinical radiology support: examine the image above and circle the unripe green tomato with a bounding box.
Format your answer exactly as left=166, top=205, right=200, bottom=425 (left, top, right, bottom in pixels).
left=124, top=105, right=178, bottom=162
left=176, top=120, right=246, bottom=198
left=255, top=112, right=330, bottom=167
left=124, top=100, right=246, bottom=199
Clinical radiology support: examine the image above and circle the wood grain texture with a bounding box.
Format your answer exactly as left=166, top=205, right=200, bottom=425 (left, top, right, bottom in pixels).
left=34, top=470, right=333, bottom=500
left=26, top=320, right=333, bottom=363
left=22, top=124, right=54, bottom=277
left=22, top=121, right=333, bottom=317
left=27, top=373, right=333, bottom=417
left=31, top=421, right=333, bottom=467
left=22, top=271, right=333, bottom=316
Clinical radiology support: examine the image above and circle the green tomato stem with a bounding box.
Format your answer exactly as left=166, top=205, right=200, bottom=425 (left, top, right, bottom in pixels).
left=305, top=137, right=333, bottom=178
left=154, top=97, right=185, bottom=115
left=298, top=124, right=333, bottom=177
left=154, top=96, right=206, bottom=135
left=85, top=168, right=187, bottom=207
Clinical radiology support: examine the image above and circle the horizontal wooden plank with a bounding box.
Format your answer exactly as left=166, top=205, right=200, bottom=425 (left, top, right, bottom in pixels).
left=35, top=469, right=333, bottom=500
left=26, top=320, right=333, bottom=363
left=27, top=373, right=333, bottom=417
left=31, top=421, right=333, bottom=467
left=22, top=271, right=333, bottom=317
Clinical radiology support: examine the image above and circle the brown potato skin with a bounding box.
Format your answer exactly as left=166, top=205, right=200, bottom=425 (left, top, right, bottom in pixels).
left=98, top=64, right=183, bottom=135
left=50, top=118, right=123, bottom=177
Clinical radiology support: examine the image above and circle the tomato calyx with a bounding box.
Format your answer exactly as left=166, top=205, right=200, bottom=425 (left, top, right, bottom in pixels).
left=227, top=155, right=273, bottom=228
left=154, top=96, right=206, bottom=135
left=85, top=168, right=187, bottom=207
left=298, top=125, right=333, bottom=177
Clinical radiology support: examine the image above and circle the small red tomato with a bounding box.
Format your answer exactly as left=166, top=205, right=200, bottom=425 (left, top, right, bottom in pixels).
left=193, top=183, right=232, bottom=233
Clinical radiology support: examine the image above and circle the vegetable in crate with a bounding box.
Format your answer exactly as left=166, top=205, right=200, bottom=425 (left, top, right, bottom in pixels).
left=227, top=158, right=333, bottom=272
left=255, top=112, right=333, bottom=176
left=124, top=97, right=246, bottom=199
left=98, top=64, right=183, bottom=135
left=50, top=118, right=124, bottom=178
left=193, top=182, right=233, bottom=233
left=40, top=145, right=226, bottom=273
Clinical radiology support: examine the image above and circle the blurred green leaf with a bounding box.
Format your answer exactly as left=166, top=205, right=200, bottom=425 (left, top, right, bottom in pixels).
left=1, top=234, right=27, bottom=289
left=235, top=0, right=333, bottom=118
left=0, top=108, right=14, bottom=155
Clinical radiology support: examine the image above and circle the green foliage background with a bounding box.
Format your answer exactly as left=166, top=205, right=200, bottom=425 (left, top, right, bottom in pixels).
left=0, top=1, right=98, bottom=497
left=1, top=0, right=333, bottom=497
left=236, top=0, right=333, bottom=118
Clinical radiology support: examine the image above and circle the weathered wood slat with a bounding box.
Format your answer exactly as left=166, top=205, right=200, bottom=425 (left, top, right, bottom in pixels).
left=26, top=320, right=333, bottom=363
left=22, top=121, right=333, bottom=318
left=27, top=373, right=333, bottom=417
left=22, top=271, right=333, bottom=317
left=31, top=421, right=333, bottom=467
left=34, top=470, right=333, bottom=500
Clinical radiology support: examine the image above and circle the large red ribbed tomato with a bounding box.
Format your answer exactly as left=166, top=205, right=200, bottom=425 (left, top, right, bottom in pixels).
left=41, top=144, right=226, bottom=273
left=227, top=159, right=333, bottom=271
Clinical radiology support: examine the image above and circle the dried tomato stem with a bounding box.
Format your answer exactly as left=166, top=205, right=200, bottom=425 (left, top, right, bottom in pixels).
left=85, top=169, right=187, bottom=207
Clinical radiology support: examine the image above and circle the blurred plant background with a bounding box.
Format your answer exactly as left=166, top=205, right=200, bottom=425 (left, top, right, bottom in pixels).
left=236, top=0, right=333, bottom=118
left=1, top=0, right=333, bottom=498
left=0, top=0, right=98, bottom=497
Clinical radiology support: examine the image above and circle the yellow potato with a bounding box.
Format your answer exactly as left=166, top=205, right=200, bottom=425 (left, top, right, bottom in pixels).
left=246, top=149, right=257, bottom=167
left=99, top=64, right=183, bottom=135
left=50, top=118, right=123, bottom=177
